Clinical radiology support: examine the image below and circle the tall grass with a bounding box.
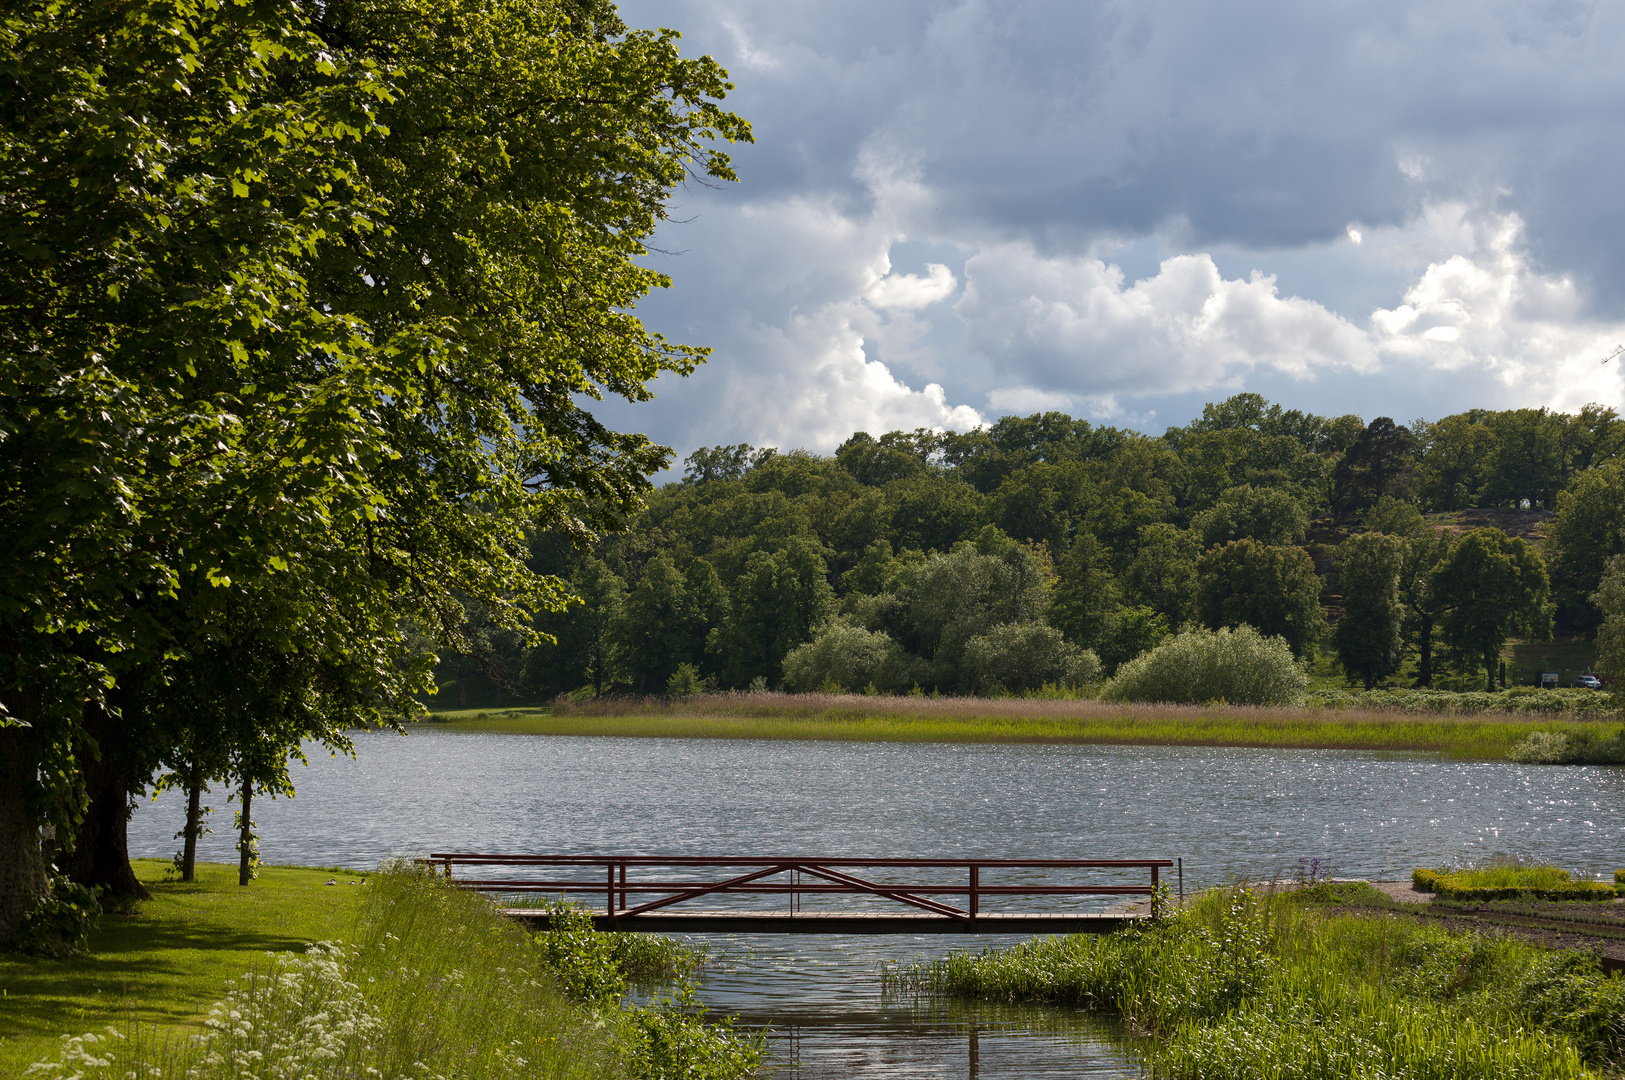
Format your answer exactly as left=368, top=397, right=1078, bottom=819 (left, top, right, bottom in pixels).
left=24, top=868, right=760, bottom=1080
left=886, top=887, right=1622, bottom=1079
left=433, top=692, right=1618, bottom=759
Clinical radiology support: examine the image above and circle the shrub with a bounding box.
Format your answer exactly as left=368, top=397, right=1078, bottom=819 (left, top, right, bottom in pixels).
left=1103, top=625, right=1307, bottom=706
left=961, top=621, right=1099, bottom=694
left=1507, top=726, right=1625, bottom=765
left=781, top=618, right=909, bottom=692
left=11, top=870, right=101, bottom=958
left=665, top=663, right=704, bottom=701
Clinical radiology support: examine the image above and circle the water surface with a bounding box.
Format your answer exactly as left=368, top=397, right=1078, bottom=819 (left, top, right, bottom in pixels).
left=128, top=732, right=1625, bottom=1077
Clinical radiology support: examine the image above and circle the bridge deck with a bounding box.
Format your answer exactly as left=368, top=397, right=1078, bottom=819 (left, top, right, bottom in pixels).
left=502, top=908, right=1143, bottom=934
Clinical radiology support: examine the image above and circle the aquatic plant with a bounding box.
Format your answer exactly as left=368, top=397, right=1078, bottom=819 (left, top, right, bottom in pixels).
left=888, top=885, right=1617, bottom=1079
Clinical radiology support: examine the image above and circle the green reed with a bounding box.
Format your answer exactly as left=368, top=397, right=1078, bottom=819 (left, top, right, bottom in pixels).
left=434, top=694, right=1595, bottom=759
left=885, top=886, right=1623, bottom=1079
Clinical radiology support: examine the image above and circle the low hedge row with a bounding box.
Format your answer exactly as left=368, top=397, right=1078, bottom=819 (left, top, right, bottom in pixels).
left=1413, top=867, right=1619, bottom=902
left=1307, top=687, right=1618, bottom=717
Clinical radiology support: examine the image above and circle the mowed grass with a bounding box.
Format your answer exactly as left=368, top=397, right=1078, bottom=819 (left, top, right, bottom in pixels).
left=422, top=693, right=1606, bottom=759
left=0, top=860, right=368, bottom=1077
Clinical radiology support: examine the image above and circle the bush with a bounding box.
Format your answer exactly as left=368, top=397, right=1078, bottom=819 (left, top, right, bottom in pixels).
left=1507, top=726, right=1625, bottom=764
left=665, top=663, right=704, bottom=700
left=1103, top=625, right=1307, bottom=706
left=1302, top=686, right=1619, bottom=720
left=961, top=621, right=1099, bottom=694
left=11, top=870, right=101, bottom=958
left=781, top=618, right=909, bottom=692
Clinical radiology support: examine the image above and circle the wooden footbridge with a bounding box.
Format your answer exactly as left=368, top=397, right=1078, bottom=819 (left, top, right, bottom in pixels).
left=425, top=853, right=1174, bottom=934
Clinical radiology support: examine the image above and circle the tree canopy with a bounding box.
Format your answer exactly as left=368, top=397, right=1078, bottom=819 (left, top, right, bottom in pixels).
left=0, top=0, right=748, bottom=943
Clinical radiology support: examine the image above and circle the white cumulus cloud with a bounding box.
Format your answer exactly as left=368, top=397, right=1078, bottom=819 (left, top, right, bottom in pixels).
left=865, top=263, right=957, bottom=310
left=1372, top=215, right=1625, bottom=412
left=955, top=245, right=1378, bottom=413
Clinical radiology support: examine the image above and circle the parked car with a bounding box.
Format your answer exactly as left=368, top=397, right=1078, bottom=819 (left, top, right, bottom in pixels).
left=1577, top=674, right=1604, bottom=690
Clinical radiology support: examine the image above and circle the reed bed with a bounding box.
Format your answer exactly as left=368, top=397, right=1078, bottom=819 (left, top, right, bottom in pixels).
left=426, top=692, right=1612, bottom=759
left=885, top=886, right=1623, bottom=1079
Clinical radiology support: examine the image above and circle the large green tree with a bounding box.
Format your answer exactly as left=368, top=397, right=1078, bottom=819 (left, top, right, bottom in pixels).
left=1334, top=533, right=1406, bottom=690
left=1196, top=541, right=1325, bottom=658
left=1332, top=418, right=1418, bottom=521
left=1544, top=462, right=1625, bottom=631
left=1397, top=530, right=1453, bottom=687
left=0, top=0, right=747, bottom=941
left=1431, top=528, right=1553, bottom=691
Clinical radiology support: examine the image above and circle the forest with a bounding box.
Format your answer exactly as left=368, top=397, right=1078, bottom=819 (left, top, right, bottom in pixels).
left=440, top=394, right=1625, bottom=705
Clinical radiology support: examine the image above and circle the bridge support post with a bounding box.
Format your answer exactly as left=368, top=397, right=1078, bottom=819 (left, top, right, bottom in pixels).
left=606, top=862, right=616, bottom=917
left=969, top=865, right=979, bottom=918
left=1151, top=865, right=1159, bottom=918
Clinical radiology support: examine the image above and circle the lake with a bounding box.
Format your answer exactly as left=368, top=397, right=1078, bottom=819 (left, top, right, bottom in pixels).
left=128, top=731, right=1625, bottom=1077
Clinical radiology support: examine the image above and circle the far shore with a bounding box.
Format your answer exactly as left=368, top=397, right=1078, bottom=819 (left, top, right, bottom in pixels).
left=413, top=692, right=1620, bottom=759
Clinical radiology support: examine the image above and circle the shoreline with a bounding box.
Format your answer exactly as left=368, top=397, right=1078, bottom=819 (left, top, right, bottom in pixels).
left=413, top=698, right=1620, bottom=760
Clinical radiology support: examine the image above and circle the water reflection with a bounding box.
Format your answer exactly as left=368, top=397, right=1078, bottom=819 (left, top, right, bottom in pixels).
left=673, top=933, right=1140, bottom=1078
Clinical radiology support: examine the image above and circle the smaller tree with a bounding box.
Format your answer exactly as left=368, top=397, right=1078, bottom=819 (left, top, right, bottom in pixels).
left=781, top=620, right=909, bottom=692
left=1333, top=418, right=1418, bottom=521
left=1095, top=606, right=1169, bottom=674
left=1196, top=540, right=1326, bottom=658
left=1431, top=528, right=1553, bottom=691
left=713, top=538, right=835, bottom=687
left=1122, top=524, right=1200, bottom=628
left=1360, top=495, right=1426, bottom=537
left=1191, top=484, right=1309, bottom=549
left=962, top=622, right=1097, bottom=694
left=1050, top=534, right=1120, bottom=648
left=528, top=558, right=627, bottom=697
left=1594, top=554, right=1625, bottom=706
left=1335, top=533, right=1406, bottom=690
left=1398, top=530, right=1453, bottom=686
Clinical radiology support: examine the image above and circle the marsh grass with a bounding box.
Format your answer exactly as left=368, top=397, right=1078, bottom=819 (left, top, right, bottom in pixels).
left=1413, top=856, right=1617, bottom=901
left=431, top=692, right=1610, bottom=759
left=885, top=886, right=1623, bottom=1079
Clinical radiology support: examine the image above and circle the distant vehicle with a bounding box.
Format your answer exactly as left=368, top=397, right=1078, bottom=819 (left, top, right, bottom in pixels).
left=1577, top=674, right=1604, bottom=690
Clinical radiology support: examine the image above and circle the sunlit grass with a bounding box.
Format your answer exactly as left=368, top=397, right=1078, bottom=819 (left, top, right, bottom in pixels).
left=0, top=860, right=369, bottom=1076
left=11, top=867, right=759, bottom=1080
left=419, top=693, right=1608, bottom=759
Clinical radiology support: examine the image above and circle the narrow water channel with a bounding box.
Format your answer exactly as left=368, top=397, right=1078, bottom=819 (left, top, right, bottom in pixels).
left=127, top=731, right=1625, bottom=1077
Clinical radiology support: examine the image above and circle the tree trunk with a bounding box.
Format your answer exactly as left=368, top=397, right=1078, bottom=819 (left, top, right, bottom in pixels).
left=0, top=726, right=50, bottom=947
left=1485, top=656, right=1497, bottom=693
left=182, top=760, right=203, bottom=883
left=1414, top=613, right=1434, bottom=687
left=237, top=776, right=253, bottom=886
left=61, top=704, right=149, bottom=902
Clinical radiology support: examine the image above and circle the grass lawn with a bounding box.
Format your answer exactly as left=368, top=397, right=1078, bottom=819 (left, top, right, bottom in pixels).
left=0, top=860, right=368, bottom=1078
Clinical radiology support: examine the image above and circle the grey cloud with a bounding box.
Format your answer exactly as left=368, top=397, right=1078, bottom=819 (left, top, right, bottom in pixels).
left=599, top=0, right=1625, bottom=462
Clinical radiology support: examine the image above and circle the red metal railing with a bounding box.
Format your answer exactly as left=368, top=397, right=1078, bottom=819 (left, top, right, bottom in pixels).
left=423, top=854, right=1173, bottom=921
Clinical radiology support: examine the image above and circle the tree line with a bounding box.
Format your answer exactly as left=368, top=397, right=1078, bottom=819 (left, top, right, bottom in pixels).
left=478, top=395, right=1625, bottom=703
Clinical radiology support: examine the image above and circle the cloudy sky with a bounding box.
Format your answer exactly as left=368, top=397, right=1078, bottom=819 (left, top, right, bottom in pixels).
left=596, top=0, right=1625, bottom=465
